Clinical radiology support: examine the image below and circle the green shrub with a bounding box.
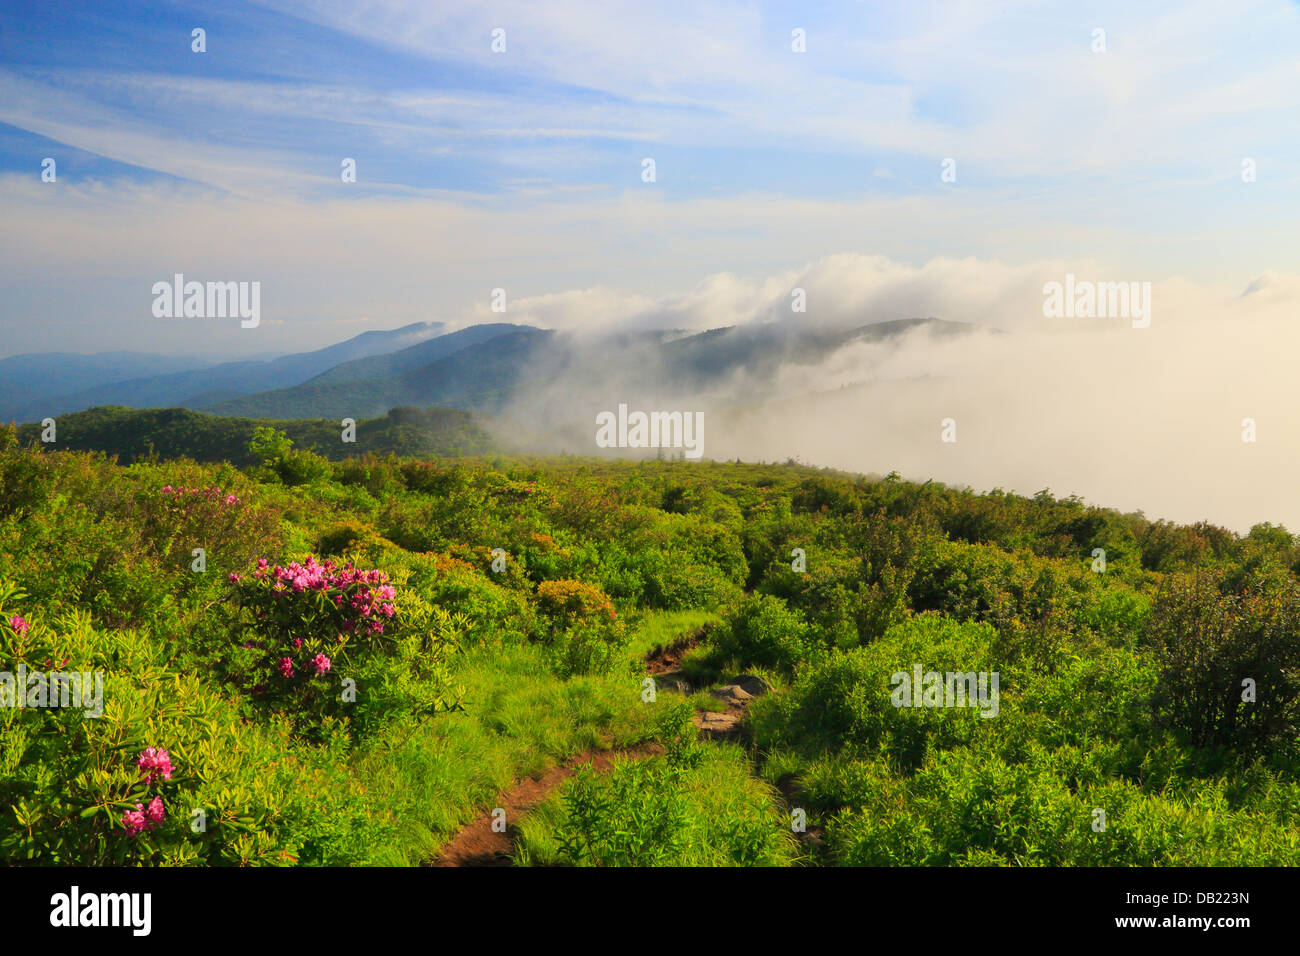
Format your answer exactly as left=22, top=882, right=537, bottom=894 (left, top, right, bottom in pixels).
left=749, top=614, right=999, bottom=767
left=0, top=587, right=383, bottom=865
left=226, top=557, right=461, bottom=735
left=1148, top=570, right=1300, bottom=755
left=708, top=593, right=811, bottom=674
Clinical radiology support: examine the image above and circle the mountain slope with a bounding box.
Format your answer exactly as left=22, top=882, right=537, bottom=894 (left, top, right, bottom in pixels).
left=203, top=326, right=558, bottom=420
left=306, top=323, right=526, bottom=386
left=10, top=321, right=446, bottom=422
left=201, top=318, right=979, bottom=422
left=0, top=351, right=212, bottom=421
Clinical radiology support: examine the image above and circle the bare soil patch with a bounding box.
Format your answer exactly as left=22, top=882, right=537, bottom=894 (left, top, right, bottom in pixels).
left=431, top=744, right=663, bottom=867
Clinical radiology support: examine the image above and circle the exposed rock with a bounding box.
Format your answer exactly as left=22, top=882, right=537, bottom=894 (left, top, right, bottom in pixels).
left=693, top=709, right=744, bottom=738
left=731, top=674, right=771, bottom=697
left=655, top=674, right=693, bottom=695
left=710, top=684, right=753, bottom=704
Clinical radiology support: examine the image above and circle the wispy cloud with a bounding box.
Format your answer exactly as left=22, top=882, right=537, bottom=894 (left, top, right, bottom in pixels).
left=3, top=0, right=1300, bottom=355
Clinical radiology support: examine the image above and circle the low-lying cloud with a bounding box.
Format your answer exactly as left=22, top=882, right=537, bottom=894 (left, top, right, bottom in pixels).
left=494, top=253, right=1300, bottom=534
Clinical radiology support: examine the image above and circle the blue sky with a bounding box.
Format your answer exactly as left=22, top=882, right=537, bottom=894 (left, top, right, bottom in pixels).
left=3, top=0, right=1300, bottom=356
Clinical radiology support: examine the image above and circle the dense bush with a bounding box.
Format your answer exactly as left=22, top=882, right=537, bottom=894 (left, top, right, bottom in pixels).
left=707, top=593, right=811, bottom=674
left=750, top=614, right=999, bottom=767
left=534, top=579, right=627, bottom=676
left=226, top=556, right=461, bottom=734
left=0, top=584, right=384, bottom=864
left=1148, top=570, right=1300, bottom=756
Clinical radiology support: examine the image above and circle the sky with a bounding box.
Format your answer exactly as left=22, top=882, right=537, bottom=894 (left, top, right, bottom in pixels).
left=3, top=0, right=1300, bottom=358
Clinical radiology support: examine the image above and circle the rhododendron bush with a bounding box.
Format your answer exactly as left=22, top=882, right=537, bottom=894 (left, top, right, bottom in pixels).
left=0, top=583, right=383, bottom=866
left=228, top=556, right=463, bottom=733
left=0, top=442, right=282, bottom=626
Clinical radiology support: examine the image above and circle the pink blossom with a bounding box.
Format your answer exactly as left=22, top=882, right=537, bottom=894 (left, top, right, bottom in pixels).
left=311, top=653, right=331, bottom=676
left=278, top=657, right=294, bottom=678
left=137, top=747, right=174, bottom=784
left=8, top=615, right=28, bottom=637
left=122, top=804, right=147, bottom=836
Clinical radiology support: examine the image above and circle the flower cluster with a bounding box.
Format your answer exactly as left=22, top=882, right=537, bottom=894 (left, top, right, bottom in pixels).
left=233, top=556, right=394, bottom=691
left=121, top=797, right=166, bottom=837
left=121, top=747, right=172, bottom=837
left=137, top=747, right=173, bottom=785
left=161, top=484, right=240, bottom=506
left=7, top=614, right=27, bottom=637
left=252, top=556, right=396, bottom=635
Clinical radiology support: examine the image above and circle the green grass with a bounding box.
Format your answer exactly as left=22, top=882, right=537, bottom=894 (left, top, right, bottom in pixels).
left=626, top=608, right=719, bottom=660
left=349, top=642, right=667, bottom=864
left=511, top=743, right=798, bottom=867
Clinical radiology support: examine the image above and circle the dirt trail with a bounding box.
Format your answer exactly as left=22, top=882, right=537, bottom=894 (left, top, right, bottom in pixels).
left=646, top=632, right=822, bottom=854
left=645, top=626, right=769, bottom=740
left=432, top=621, right=766, bottom=867
left=644, top=625, right=709, bottom=675
left=431, top=744, right=663, bottom=867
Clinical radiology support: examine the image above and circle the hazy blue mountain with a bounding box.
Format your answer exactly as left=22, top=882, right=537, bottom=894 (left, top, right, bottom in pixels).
left=305, top=323, right=530, bottom=386
left=203, top=326, right=557, bottom=420
left=0, top=351, right=212, bottom=421
left=8, top=321, right=446, bottom=422
left=200, top=318, right=978, bottom=422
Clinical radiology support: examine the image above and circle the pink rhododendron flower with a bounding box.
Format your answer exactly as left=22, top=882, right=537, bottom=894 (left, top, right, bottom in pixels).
left=137, top=747, right=174, bottom=785
left=8, top=615, right=28, bottom=637
left=232, top=556, right=400, bottom=683
left=146, top=795, right=165, bottom=826
left=122, top=797, right=165, bottom=836
left=122, top=804, right=147, bottom=836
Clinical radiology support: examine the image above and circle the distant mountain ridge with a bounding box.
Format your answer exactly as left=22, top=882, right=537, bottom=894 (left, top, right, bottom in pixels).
left=5, top=317, right=985, bottom=433
left=1, top=322, right=446, bottom=423
left=0, top=351, right=211, bottom=419
left=202, top=317, right=978, bottom=422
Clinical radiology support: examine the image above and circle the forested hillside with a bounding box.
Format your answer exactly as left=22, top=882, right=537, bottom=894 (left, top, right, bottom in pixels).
left=13, top=405, right=500, bottom=465
left=1, top=424, right=1297, bottom=865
